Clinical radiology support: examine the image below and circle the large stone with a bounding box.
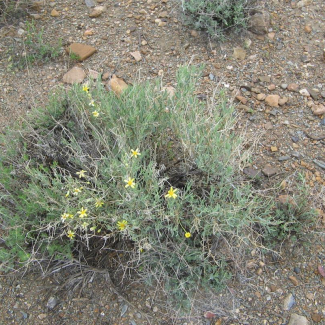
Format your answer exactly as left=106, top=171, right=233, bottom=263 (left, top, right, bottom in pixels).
left=288, top=314, right=309, bottom=325
left=89, top=6, right=105, bottom=18
left=66, top=43, right=96, bottom=61
left=108, top=75, right=128, bottom=96
left=296, top=0, right=313, bottom=8
left=265, top=95, right=280, bottom=107
left=62, top=66, right=86, bottom=84
left=248, top=11, right=270, bottom=35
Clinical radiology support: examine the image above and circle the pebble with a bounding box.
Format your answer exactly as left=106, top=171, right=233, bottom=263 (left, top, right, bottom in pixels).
left=50, top=9, right=60, bottom=17
left=299, top=88, right=310, bottom=97
left=283, top=293, right=295, bottom=311
left=46, top=296, right=59, bottom=310
left=287, top=83, right=299, bottom=92
left=236, top=95, right=248, bottom=104
left=62, top=67, right=86, bottom=84
left=320, top=118, right=325, bottom=126
left=262, top=165, right=278, bottom=177
left=89, top=6, right=105, bottom=18
left=278, top=156, right=290, bottom=161
left=311, top=104, right=325, bottom=116
left=311, top=312, right=322, bottom=322
left=289, top=275, right=299, bottom=286
left=268, top=84, right=276, bottom=91
left=281, top=83, right=288, bottom=89
left=294, top=267, right=300, bottom=274
left=304, top=25, right=312, bottom=33
left=291, top=136, right=299, bottom=143
left=288, top=314, right=309, bottom=325
left=38, top=313, right=47, bottom=320
left=265, top=94, right=280, bottom=107
left=257, top=93, right=266, bottom=101
left=279, top=97, right=289, bottom=106
left=321, top=91, right=325, bottom=98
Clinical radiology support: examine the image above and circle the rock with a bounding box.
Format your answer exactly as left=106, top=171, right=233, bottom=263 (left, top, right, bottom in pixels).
left=262, top=165, right=278, bottom=177
left=66, top=43, right=96, bottom=61
left=288, top=314, right=309, bottom=325
left=50, top=9, right=60, bottom=17
left=279, top=97, right=289, bottom=106
left=265, top=95, right=280, bottom=107
left=38, top=314, right=47, bottom=320
left=281, top=83, right=288, bottom=89
left=291, top=136, right=299, bottom=143
left=287, top=83, right=299, bottom=92
left=130, top=51, right=142, bottom=62
left=271, top=146, right=278, bottom=152
left=235, top=95, right=247, bottom=104
left=233, top=47, right=246, bottom=60
left=311, top=313, right=322, bottom=322
left=62, top=67, right=86, bottom=84
left=248, top=11, right=270, bottom=35
left=17, top=28, right=25, bottom=36
left=108, top=75, right=128, bottom=96
left=257, top=93, right=266, bottom=101
left=88, top=69, right=100, bottom=79
left=158, top=11, right=168, bottom=18
left=278, top=156, right=291, bottom=161
left=304, top=25, right=312, bottom=33
left=46, top=297, right=59, bottom=310
left=268, top=32, right=275, bottom=39
left=84, top=30, right=94, bottom=36
left=283, top=293, right=296, bottom=311
left=268, top=84, right=276, bottom=91
left=259, top=76, right=271, bottom=83
left=85, top=0, right=96, bottom=7
left=89, top=6, right=105, bottom=18
left=321, top=91, right=325, bottom=98
left=238, top=104, right=253, bottom=113
left=296, top=0, right=313, bottom=8
left=307, top=89, right=319, bottom=100
left=243, top=167, right=261, bottom=179
left=190, top=30, right=198, bottom=37
left=311, top=104, right=325, bottom=116
left=244, top=38, right=252, bottom=48
left=299, top=89, right=310, bottom=97
left=289, top=276, right=299, bottom=286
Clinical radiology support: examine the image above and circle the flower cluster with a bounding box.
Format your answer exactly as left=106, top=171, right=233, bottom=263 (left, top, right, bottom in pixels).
left=82, top=84, right=101, bottom=118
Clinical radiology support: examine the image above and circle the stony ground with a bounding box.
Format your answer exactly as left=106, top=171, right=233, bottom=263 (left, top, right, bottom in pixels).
left=1, top=0, right=325, bottom=324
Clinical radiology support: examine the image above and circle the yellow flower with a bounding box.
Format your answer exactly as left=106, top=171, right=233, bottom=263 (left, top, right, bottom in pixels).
left=131, top=148, right=141, bottom=158
left=67, top=230, right=75, bottom=239
left=124, top=177, right=135, bottom=188
left=185, top=232, right=191, bottom=238
left=76, top=170, right=87, bottom=178
left=61, top=213, right=70, bottom=222
left=77, top=207, right=88, bottom=218
left=117, top=220, right=128, bottom=231
left=73, top=188, right=82, bottom=195
left=65, top=191, right=70, bottom=198
left=165, top=187, right=177, bottom=199
left=92, top=110, right=99, bottom=117
left=82, top=84, right=89, bottom=92
left=81, top=222, right=89, bottom=229
left=95, top=199, right=104, bottom=208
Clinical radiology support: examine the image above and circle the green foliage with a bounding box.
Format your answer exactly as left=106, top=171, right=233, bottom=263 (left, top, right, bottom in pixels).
left=22, top=20, right=62, bottom=65
left=181, top=0, right=253, bottom=39
left=0, top=66, right=314, bottom=305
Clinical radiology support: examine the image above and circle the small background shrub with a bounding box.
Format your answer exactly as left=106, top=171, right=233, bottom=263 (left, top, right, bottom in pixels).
left=0, top=66, right=314, bottom=307
left=181, top=0, right=255, bottom=39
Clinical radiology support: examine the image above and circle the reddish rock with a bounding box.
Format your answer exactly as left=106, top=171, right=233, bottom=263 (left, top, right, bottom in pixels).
left=311, top=104, right=325, bottom=116
left=279, top=97, right=289, bottom=106
left=287, top=83, right=299, bottom=92
left=66, top=43, right=97, bottom=61
left=265, top=94, right=280, bottom=107
left=236, top=95, right=248, bottom=104
left=62, top=66, right=86, bottom=84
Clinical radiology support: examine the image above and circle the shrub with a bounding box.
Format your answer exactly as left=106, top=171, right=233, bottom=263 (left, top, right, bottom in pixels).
left=0, top=66, right=313, bottom=306
left=180, top=0, right=255, bottom=39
